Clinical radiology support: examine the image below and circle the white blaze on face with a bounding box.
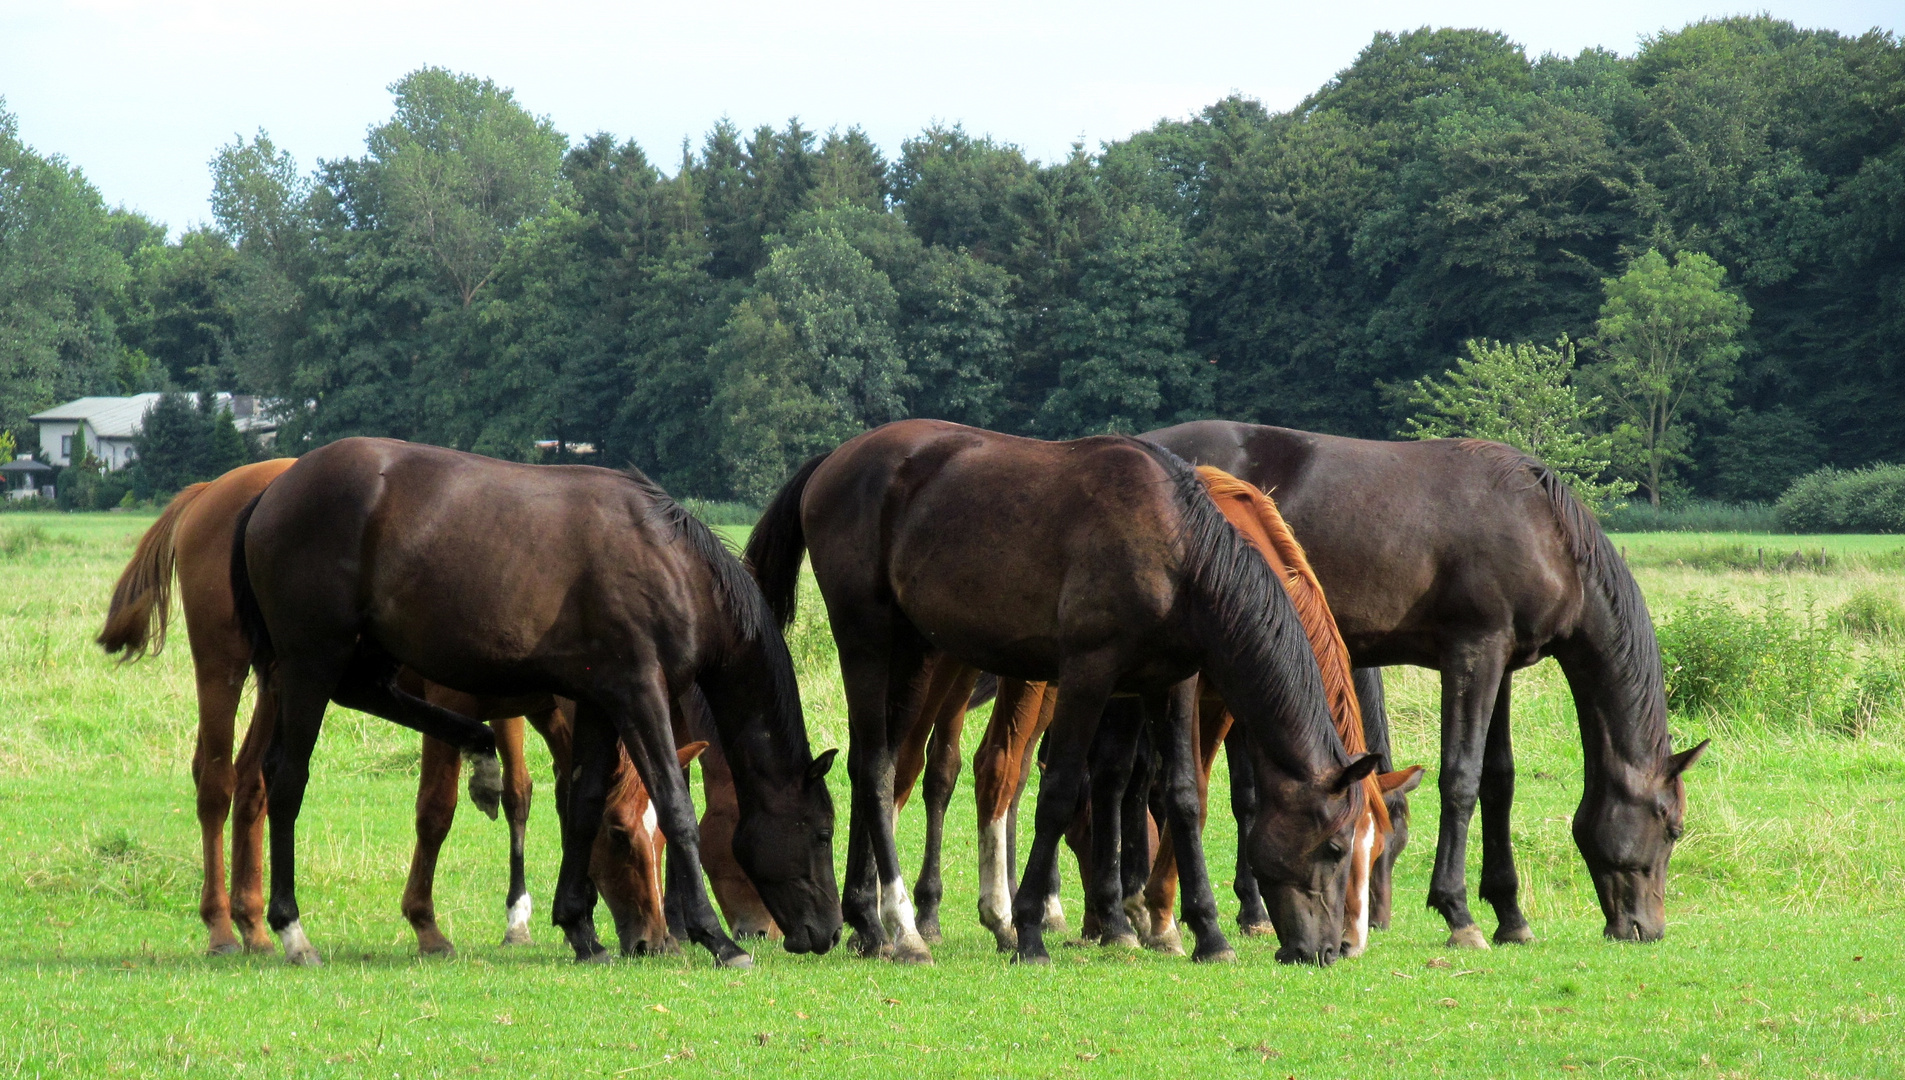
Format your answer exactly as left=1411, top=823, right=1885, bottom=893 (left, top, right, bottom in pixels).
left=976, top=816, right=1012, bottom=934
left=1343, top=814, right=1378, bottom=958
left=641, top=799, right=660, bottom=845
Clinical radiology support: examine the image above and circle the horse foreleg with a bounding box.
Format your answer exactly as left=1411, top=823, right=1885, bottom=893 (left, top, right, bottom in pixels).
left=550, top=704, right=614, bottom=961
left=1147, top=679, right=1233, bottom=962
left=495, top=714, right=534, bottom=945
left=1084, top=697, right=1145, bottom=948
left=190, top=666, right=243, bottom=955
left=1012, top=665, right=1113, bottom=965
left=1478, top=673, right=1531, bottom=945
left=914, top=663, right=974, bottom=943
left=228, top=683, right=275, bottom=953
left=1428, top=645, right=1509, bottom=950
left=972, top=678, right=1050, bottom=951
left=401, top=735, right=461, bottom=957
left=1146, top=694, right=1230, bottom=953
left=1354, top=666, right=1407, bottom=931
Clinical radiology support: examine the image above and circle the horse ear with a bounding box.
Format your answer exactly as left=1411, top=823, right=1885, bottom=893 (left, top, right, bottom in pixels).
left=807, top=747, right=839, bottom=782
left=676, top=740, right=709, bottom=768
left=1378, top=765, right=1425, bottom=797
left=1664, top=739, right=1710, bottom=779
left=1333, top=753, right=1381, bottom=792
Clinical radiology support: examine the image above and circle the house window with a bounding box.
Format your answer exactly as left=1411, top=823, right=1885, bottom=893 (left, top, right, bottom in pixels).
left=61, top=435, right=72, bottom=460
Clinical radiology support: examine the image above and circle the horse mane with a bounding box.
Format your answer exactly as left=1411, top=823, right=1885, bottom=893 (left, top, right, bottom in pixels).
left=1129, top=440, right=1346, bottom=773
left=620, top=467, right=808, bottom=751
left=1196, top=466, right=1390, bottom=834
left=1455, top=440, right=1670, bottom=758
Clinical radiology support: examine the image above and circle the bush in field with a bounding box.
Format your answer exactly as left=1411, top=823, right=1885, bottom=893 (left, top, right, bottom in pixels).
left=1658, top=593, right=1852, bottom=723
left=1599, top=499, right=1778, bottom=533
left=1840, top=655, right=1905, bottom=738
left=1775, top=464, right=1905, bottom=533
left=679, top=498, right=759, bottom=527
left=1838, top=589, right=1905, bottom=637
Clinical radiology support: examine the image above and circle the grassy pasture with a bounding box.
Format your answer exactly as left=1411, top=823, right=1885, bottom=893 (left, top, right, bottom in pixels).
left=0, top=513, right=1902, bottom=1078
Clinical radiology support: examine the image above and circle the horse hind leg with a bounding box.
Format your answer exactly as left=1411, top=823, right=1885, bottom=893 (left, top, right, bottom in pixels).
left=1477, top=673, right=1533, bottom=945
left=190, top=666, right=244, bottom=955
left=496, top=715, right=534, bottom=945
left=228, top=682, right=275, bottom=953
left=400, top=734, right=461, bottom=957
left=912, top=661, right=975, bottom=944
left=1147, top=680, right=1233, bottom=963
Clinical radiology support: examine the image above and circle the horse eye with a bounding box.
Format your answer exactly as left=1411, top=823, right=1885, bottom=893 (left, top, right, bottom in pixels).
left=1326, top=841, right=1347, bottom=859
left=817, top=829, right=833, bottom=843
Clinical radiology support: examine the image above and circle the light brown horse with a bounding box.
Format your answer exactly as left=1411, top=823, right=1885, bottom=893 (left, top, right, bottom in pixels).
left=99, top=460, right=776, bottom=958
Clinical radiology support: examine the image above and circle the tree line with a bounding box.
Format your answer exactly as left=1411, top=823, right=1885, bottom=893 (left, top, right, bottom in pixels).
left=2, top=16, right=1900, bottom=506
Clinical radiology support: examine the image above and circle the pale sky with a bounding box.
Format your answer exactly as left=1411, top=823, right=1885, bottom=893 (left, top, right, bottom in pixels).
left=2, top=0, right=1898, bottom=234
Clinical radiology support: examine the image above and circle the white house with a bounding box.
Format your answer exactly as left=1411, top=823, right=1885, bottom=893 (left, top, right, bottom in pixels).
left=28, top=394, right=277, bottom=471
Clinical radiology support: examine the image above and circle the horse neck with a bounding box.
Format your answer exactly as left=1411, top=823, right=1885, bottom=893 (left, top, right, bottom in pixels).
left=1553, top=573, right=1671, bottom=782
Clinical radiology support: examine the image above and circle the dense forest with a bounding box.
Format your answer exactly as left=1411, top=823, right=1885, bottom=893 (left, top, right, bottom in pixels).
left=2, top=17, right=1901, bottom=504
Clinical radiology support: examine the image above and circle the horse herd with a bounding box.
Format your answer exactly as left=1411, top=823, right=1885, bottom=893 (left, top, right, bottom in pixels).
left=95, top=418, right=1707, bottom=970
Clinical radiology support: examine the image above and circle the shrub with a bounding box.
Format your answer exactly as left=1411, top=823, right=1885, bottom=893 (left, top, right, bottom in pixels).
left=1658, top=593, right=1851, bottom=724
left=1774, top=464, right=1905, bottom=533
left=1839, top=656, right=1905, bottom=737
left=679, top=498, right=759, bottom=527
left=1599, top=499, right=1777, bottom=533
left=1838, top=590, right=1905, bottom=638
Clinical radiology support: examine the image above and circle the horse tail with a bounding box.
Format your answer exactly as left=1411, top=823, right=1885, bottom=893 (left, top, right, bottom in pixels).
left=743, top=452, right=830, bottom=630
left=229, top=492, right=274, bottom=681
left=967, top=672, right=1000, bottom=711
left=96, top=481, right=213, bottom=661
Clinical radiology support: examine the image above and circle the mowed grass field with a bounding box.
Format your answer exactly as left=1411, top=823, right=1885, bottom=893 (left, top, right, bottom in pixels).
left=1, top=513, right=1903, bottom=1078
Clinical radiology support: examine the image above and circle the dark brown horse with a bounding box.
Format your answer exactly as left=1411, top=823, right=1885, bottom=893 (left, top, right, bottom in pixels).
left=230, top=438, right=840, bottom=966
left=98, top=459, right=778, bottom=959
left=746, top=420, right=1375, bottom=965
left=1146, top=422, right=1708, bottom=945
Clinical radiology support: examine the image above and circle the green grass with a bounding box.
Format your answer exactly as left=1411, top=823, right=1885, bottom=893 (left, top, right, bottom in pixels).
left=2, top=517, right=1904, bottom=1077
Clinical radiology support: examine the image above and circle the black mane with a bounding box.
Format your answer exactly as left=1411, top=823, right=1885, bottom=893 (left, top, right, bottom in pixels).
left=622, top=467, right=808, bottom=752
left=1458, top=440, right=1671, bottom=759
left=1132, top=439, right=1347, bottom=772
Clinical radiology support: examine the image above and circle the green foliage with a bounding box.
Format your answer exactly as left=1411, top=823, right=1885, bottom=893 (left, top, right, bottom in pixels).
left=1658, top=593, right=1852, bottom=724
left=126, top=393, right=248, bottom=500
left=1837, top=589, right=1905, bottom=637
left=1707, top=407, right=1825, bottom=504
left=1589, top=250, right=1752, bottom=507
left=1775, top=464, right=1905, bottom=533
left=1598, top=499, right=1777, bottom=533
left=1402, top=337, right=1632, bottom=511
left=1841, top=654, right=1905, bottom=736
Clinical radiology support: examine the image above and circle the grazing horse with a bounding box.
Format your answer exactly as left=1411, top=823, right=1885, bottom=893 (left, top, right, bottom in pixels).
left=746, top=420, right=1375, bottom=965
left=97, top=461, right=769, bottom=958
left=229, top=438, right=840, bottom=966
left=902, top=468, right=1421, bottom=956
left=1146, top=422, right=1708, bottom=946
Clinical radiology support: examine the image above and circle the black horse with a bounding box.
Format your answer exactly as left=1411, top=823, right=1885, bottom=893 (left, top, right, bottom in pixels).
left=230, top=437, right=841, bottom=967
left=746, top=420, right=1376, bottom=965
left=1148, top=421, right=1707, bottom=945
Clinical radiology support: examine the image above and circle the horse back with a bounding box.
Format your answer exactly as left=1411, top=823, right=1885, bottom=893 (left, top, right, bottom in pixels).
left=803, top=420, right=1193, bottom=684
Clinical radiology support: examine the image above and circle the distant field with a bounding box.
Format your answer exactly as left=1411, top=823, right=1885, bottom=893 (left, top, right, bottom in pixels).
left=1, top=514, right=1901, bottom=1077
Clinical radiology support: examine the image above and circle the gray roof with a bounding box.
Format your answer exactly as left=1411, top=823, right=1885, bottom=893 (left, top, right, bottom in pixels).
left=1, top=459, right=54, bottom=474
left=29, top=395, right=163, bottom=438
left=29, top=394, right=276, bottom=436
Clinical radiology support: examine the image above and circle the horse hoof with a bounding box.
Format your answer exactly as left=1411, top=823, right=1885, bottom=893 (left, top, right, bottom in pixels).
left=891, top=934, right=934, bottom=965
left=1193, top=947, right=1238, bottom=964
left=991, top=928, right=1018, bottom=953
left=1447, top=925, right=1491, bottom=950
left=285, top=947, right=322, bottom=967
left=1012, top=950, right=1051, bottom=966
left=418, top=941, right=457, bottom=960
left=1494, top=924, right=1535, bottom=945
left=918, top=924, right=944, bottom=945
left=577, top=949, right=614, bottom=965
left=206, top=941, right=242, bottom=957
left=501, top=926, right=532, bottom=947
left=718, top=950, right=755, bottom=970
left=847, top=931, right=885, bottom=959
left=1146, top=928, right=1186, bottom=956
left=1101, top=932, right=1141, bottom=950
left=1237, top=921, right=1275, bottom=938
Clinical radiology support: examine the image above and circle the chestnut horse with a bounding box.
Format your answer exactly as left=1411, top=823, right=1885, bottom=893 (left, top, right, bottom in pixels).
left=229, top=438, right=839, bottom=966
left=746, top=420, right=1375, bottom=965
left=1147, top=422, right=1708, bottom=946
left=98, top=460, right=774, bottom=957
